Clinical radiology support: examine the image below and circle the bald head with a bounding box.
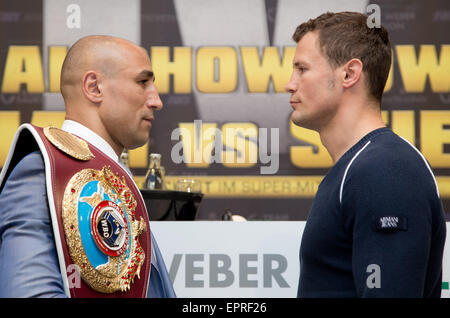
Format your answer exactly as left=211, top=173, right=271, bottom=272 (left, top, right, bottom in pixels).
left=60, top=35, right=146, bottom=103
left=59, top=35, right=162, bottom=156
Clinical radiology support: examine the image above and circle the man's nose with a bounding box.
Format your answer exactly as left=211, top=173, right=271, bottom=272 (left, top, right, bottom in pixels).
left=284, top=74, right=297, bottom=93
left=147, top=85, right=163, bottom=110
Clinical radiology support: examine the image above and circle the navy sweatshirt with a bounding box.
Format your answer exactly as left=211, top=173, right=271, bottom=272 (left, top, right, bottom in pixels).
left=298, top=127, right=446, bottom=298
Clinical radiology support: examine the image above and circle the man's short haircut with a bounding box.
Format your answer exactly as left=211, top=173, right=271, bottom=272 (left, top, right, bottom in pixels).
left=60, top=35, right=123, bottom=100
left=292, top=11, right=391, bottom=102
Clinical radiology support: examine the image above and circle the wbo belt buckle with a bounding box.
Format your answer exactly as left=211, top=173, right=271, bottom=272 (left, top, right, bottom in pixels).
left=62, top=166, right=147, bottom=293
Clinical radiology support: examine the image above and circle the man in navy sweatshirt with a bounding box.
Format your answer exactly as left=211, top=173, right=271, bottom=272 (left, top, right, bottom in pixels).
left=285, top=12, right=446, bottom=297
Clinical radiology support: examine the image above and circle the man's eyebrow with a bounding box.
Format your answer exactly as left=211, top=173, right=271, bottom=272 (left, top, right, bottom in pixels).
left=293, top=61, right=308, bottom=67
left=136, top=70, right=154, bottom=79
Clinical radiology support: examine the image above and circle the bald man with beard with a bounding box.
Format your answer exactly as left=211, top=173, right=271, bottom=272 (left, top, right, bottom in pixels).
left=0, top=35, right=175, bottom=298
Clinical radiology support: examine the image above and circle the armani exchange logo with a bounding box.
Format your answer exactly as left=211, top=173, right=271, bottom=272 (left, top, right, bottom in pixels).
left=380, top=216, right=399, bottom=228
left=374, top=215, right=407, bottom=232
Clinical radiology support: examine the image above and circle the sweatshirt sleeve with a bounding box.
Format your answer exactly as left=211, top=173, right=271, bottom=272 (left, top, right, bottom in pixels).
left=341, top=151, right=441, bottom=297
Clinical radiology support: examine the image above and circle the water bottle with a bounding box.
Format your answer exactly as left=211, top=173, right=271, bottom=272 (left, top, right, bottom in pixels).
left=143, top=153, right=165, bottom=190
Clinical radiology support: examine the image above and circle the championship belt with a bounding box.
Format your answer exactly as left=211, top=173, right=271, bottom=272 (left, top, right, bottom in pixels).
left=0, top=124, right=151, bottom=297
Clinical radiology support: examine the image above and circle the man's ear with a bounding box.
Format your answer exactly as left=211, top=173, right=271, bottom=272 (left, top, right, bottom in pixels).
left=82, top=71, right=103, bottom=103
left=341, top=58, right=363, bottom=89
